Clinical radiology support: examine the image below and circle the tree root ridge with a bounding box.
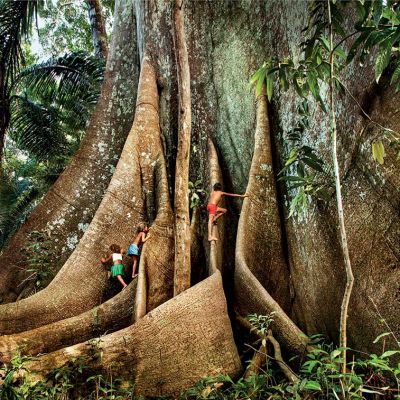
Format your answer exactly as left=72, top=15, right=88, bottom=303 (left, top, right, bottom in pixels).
left=23, top=272, right=242, bottom=397
left=234, top=92, right=309, bottom=354
left=0, top=0, right=139, bottom=304
left=0, top=281, right=137, bottom=363
left=0, top=54, right=167, bottom=335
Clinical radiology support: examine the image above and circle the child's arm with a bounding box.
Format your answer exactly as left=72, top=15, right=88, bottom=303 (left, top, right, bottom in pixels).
left=142, top=232, right=152, bottom=243
left=222, top=191, right=249, bottom=198
left=101, top=254, right=112, bottom=264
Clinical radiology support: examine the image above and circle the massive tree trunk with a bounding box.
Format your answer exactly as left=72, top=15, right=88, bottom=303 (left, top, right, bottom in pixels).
left=234, top=91, right=308, bottom=355
left=0, top=0, right=138, bottom=304
left=0, top=0, right=399, bottom=396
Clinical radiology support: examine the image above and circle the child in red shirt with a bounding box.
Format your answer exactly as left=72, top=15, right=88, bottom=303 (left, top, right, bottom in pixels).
left=207, top=182, right=248, bottom=241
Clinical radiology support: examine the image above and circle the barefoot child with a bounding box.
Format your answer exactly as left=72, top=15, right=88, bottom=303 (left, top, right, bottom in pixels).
left=101, top=244, right=128, bottom=289
left=127, top=223, right=151, bottom=278
left=207, top=182, right=248, bottom=241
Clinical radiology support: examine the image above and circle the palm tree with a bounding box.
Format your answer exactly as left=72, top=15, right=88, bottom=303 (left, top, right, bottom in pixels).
left=10, top=51, right=104, bottom=160
left=0, top=1, right=105, bottom=247
left=0, top=51, right=104, bottom=249
left=0, top=0, right=41, bottom=162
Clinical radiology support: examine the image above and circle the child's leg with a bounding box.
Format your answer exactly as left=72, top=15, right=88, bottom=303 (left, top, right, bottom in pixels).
left=208, top=214, right=218, bottom=241
left=132, top=255, right=138, bottom=278
left=116, top=275, right=127, bottom=288
left=214, top=207, right=227, bottom=222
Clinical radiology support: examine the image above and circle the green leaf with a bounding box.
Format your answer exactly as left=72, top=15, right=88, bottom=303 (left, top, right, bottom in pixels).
left=250, top=67, right=263, bottom=84
left=319, top=36, right=330, bottom=51
left=373, top=0, right=383, bottom=26
left=381, top=350, right=399, bottom=358
left=281, top=175, right=307, bottom=183
left=302, top=157, right=324, bottom=172
left=374, top=41, right=392, bottom=83
left=307, top=70, right=319, bottom=100
left=317, top=62, right=330, bottom=80
left=266, top=71, right=274, bottom=101
left=293, top=76, right=306, bottom=98
left=285, top=148, right=299, bottom=167
left=331, top=349, right=342, bottom=359
left=355, top=1, right=367, bottom=23
left=372, top=141, right=385, bottom=164
left=346, top=31, right=371, bottom=64
left=334, top=46, right=347, bottom=60
left=390, top=61, right=400, bottom=85
left=303, top=380, right=322, bottom=391
left=373, top=332, right=391, bottom=343
left=255, top=68, right=266, bottom=96
left=279, top=67, right=289, bottom=91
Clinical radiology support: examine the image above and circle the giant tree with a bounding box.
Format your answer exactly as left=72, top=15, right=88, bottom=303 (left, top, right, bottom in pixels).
left=0, top=0, right=398, bottom=397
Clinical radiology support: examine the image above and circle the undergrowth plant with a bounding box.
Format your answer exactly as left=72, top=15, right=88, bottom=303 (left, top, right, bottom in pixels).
left=18, top=230, right=58, bottom=294
left=181, top=331, right=400, bottom=400
left=2, top=316, right=399, bottom=400
left=0, top=352, right=136, bottom=400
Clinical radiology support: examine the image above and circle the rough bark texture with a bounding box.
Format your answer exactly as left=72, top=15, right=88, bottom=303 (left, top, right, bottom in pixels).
left=24, top=272, right=242, bottom=397
left=0, top=54, right=165, bottom=335
left=171, top=0, right=399, bottom=351
left=234, top=92, right=308, bottom=355
left=0, top=0, right=138, bottom=304
left=132, top=54, right=174, bottom=318
left=173, top=0, right=192, bottom=296
left=86, top=0, right=109, bottom=59
left=0, top=280, right=137, bottom=362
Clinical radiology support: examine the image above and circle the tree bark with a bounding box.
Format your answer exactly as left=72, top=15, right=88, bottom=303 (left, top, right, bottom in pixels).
left=129, top=53, right=174, bottom=321
left=0, top=53, right=164, bottom=335
left=234, top=91, right=309, bottom=355
left=206, top=139, right=226, bottom=276
left=0, top=2, right=398, bottom=387
left=86, top=0, right=109, bottom=60
left=23, top=272, right=242, bottom=398
left=173, top=0, right=192, bottom=296
left=0, top=0, right=138, bottom=304
left=0, top=280, right=137, bottom=362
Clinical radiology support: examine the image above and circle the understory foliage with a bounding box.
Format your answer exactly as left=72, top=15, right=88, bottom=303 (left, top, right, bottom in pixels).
left=19, top=230, right=59, bottom=294
left=9, top=51, right=104, bottom=159
left=1, top=315, right=399, bottom=400
left=0, top=354, right=136, bottom=400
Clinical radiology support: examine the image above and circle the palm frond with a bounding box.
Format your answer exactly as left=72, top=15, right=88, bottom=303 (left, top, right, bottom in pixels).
left=0, top=169, right=39, bottom=248
left=9, top=94, right=69, bottom=160
left=0, top=0, right=41, bottom=92
left=15, top=51, right=104, bottom=105
left=7, top=51, right=104, bottom=161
